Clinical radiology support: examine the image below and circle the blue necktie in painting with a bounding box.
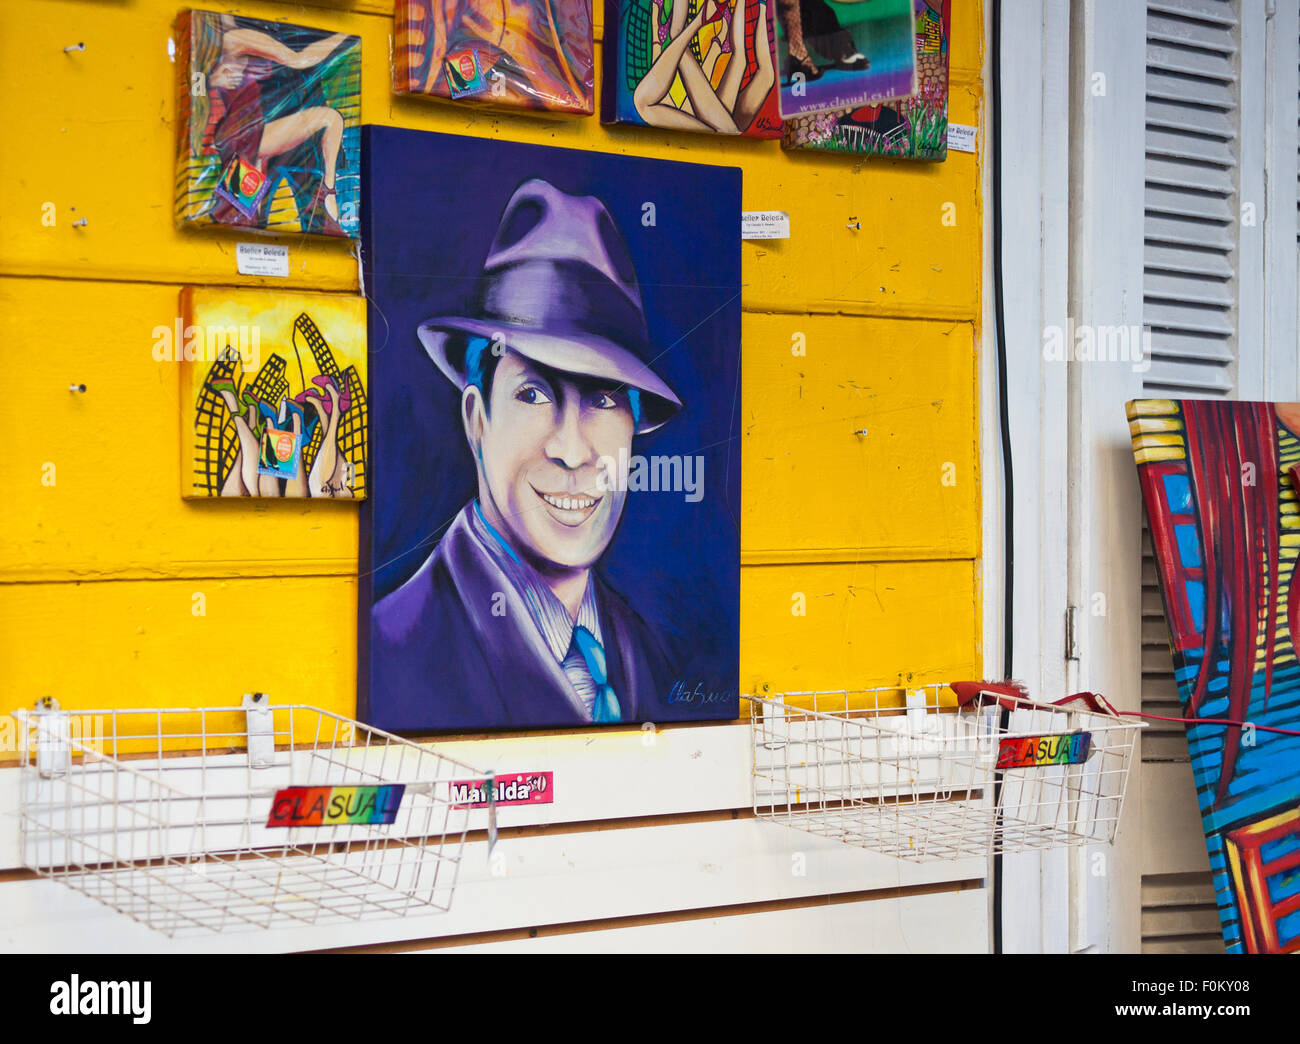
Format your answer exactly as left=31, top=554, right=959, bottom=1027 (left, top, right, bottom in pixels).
left=571, top=625, right=620, bottom=723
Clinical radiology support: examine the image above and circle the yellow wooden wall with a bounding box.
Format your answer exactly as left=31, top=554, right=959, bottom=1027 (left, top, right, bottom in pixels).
left=0, top=0, right=983, bottom=732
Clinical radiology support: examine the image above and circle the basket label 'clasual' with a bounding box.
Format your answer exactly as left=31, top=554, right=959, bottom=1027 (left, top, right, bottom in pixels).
left=996, top=733, right=1092, bottom=770
left=266, top=785, right=406, bottom=827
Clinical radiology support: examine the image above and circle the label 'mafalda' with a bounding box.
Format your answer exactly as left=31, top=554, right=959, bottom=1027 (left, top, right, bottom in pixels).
left=451, top=772, right=553, bottom=808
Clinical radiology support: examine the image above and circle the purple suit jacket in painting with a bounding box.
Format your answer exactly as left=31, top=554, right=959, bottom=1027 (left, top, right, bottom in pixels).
left=368, top=506, right=678, bottom=730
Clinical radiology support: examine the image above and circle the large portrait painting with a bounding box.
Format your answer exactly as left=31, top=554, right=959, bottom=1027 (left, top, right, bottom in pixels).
left=175, top=10, right=361, bottom=238
left=358, top=127, right=741, bottom=731
left=1129, top=398, right=1300, bottom=953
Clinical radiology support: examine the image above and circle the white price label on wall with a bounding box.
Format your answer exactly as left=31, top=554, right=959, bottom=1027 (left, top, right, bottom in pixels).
left=742, top=211, right=790, bottom=240
left=946, top=123, right=977, bottom=153
left=236, top=242, right=290, bottom=277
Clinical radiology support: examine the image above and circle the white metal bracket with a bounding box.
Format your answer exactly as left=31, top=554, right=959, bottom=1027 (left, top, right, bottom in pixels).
left=32, top=696, right=70, bottom=779
left=242, top=693, right=274, bottom=770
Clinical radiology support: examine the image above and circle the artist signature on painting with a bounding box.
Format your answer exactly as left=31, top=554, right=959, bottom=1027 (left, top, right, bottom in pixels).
left=667, top=680, right=734, bottom=705
left=755, top=116, right=783, bottom=134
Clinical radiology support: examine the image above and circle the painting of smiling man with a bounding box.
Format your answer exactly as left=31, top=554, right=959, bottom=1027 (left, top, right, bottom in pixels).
left=357, top=128, right=741, bottom=731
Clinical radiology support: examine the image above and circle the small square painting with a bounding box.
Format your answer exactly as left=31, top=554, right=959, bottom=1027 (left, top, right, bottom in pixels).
left=179, top=287, right=368, bottom=500
left=783, top=0, right=949, bottom=159
left=601, top=0, right=782, bottom=137
left=394, top=0, right=595, bottom=114
left=175, top=10, right=361, bottom=237
left=773, top=0, right=915, bottom=119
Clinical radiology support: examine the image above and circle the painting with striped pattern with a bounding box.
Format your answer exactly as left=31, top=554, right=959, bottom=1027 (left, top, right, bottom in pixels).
left=174, top=9, right=361, bottom=238
left=394, top=0, right=594, bottom=115
left=1129, top=398, right=1300, bottom=953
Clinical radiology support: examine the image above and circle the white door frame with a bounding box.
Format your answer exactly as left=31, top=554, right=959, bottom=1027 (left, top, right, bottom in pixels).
left=1262, top=0, right=1300, bottom=401
left=981, top=0, right=1073, bottom=954
left=1064, top=0, right=1148, bottom=955
left=986, top=0, right=1149, bottom=954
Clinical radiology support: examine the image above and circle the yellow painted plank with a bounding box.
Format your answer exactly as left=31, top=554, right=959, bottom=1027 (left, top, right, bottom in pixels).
left=741, top=313, right=977, bottom=558
left=0, top=561, right=972, bottom=741
left=305, top=0, right=398, bottom=12
left=0, top=575, right=357, bottom=731
left=2, top=0, right=980, bottom=319
left=743, top=97, right=981, bottom=315
left=0, top=278, right=360, bottom=582
left=384, top=53, right=982, bottom=318
left=740, top=559, right=980, bottom=696
left=948, top=0, right=984, bottom=82
left=0, top=1, right=368, bottom=291
left=1, top=278, right=977, bottom=579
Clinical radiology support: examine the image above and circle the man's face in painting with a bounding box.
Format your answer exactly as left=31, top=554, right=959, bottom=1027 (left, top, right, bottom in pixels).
left=462, top=350, right=636, bottom=571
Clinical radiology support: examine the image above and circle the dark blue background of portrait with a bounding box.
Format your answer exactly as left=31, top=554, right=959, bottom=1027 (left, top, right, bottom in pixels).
left=358, top=126, right=741, bottom=729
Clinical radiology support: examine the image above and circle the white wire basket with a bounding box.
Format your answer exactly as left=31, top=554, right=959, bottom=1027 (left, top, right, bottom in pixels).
left=11, top=696, right=496, bottom=936
left=747, top=686, right=1143, bottom=861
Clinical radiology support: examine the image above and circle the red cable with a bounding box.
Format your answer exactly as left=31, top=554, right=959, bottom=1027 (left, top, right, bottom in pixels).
left=1114, top=709, right=1300, bottom=738
left=950, top=683, right=1300, bottom=737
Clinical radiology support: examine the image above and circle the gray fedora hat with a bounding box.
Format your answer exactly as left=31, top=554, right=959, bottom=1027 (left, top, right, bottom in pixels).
left=417, top=178, right=683, bottom=434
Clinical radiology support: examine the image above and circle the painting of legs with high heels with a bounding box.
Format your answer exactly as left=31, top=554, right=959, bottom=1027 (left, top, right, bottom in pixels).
left=175, top=10, right=361, bottom=238
left=603, top=0, right=783, bottom=137
left=179, top=289, right=369, bottom=500
left=783, top=0, right=950, bottom=160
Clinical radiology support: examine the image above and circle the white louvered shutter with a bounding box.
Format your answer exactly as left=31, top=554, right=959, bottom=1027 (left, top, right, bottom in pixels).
left=1143, top=0, right=1241, bottom=397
